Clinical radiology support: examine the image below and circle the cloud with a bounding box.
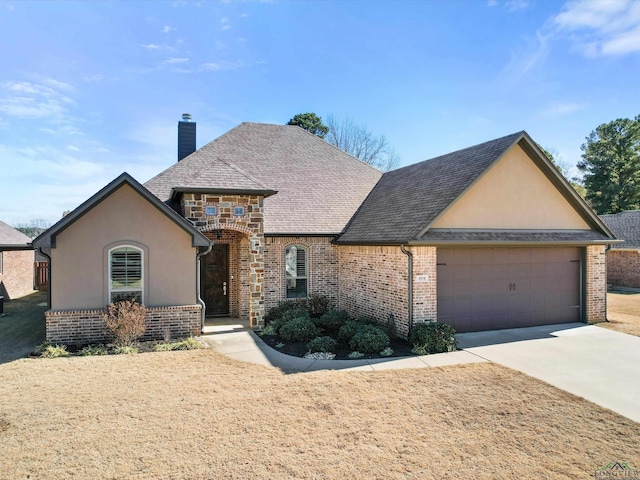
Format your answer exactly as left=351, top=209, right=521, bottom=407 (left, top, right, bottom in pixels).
left=0, top=80, right=74, bottom=120
left=496, top=30, right=551, bottom=87
left=164, top=57, right=189, bottom=64
left=506, top=0, right=530, bottom=11
left=553, top=0, right=640, bottom=56
left=538, top=101, right=584, bottom=118
left=200, top=60, right=245, bottom=71
left=141, top=43, right=162, bottom=50
left=67, top=145, right=80, bottom=152
left=162, top=25, right=175, bottom=33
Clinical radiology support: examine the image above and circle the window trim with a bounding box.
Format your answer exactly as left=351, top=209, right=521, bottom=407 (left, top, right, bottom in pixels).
left=284, top=244, right=309, bottom=299
left=0, top=251, right=3, bottom=275
left=108, top=245, right=144, bottom=304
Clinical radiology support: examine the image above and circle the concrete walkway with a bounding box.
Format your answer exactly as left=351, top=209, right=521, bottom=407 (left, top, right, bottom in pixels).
left=200, top=321, right=485, bottom=373
left=202, top=320, right=640, bottom=423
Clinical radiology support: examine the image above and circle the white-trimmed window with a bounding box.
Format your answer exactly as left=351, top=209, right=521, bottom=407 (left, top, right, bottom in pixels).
left=285, top=245, right=308, bottom=298
left=109, top=246, right=143, bottom=303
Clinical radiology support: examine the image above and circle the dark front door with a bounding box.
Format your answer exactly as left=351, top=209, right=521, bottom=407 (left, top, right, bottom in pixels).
left=201, top=244, right=229, bottom=316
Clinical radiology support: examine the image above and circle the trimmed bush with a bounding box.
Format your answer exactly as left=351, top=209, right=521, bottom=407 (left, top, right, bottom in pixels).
left=337, top=320, right=362, bottom=343
left=307, top=336, right=338, bottom=354
left=278, top=317, right=319, bottom=343
left=300, top=293, right=330, bottom=318
left=265, top=300, right=303, bottom=324
left=349, top=325, right=390, bottom=354
left=315, top=309, right=351, bottom=335
left=103, top=300, right=147, bottom=347
left=409, top=322, right=457, bottom=354
left=269, top=307, right=309, bottom=333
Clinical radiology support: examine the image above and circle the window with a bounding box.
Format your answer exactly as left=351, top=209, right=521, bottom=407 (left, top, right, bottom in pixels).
left=205, top=206, right=217, bottom=216
left=233, top=206, right=245, bottom=216
left=285, top=245, right=308, bottom=298
left=109, top=246, right=143, bottom=303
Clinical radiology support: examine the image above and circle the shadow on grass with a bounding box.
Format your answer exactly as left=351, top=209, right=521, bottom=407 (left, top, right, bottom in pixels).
left=0, top=291, right=47, bottom=364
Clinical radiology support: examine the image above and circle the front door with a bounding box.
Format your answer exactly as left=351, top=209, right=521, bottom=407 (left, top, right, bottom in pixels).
left=201, top=244, right=229, bottom=316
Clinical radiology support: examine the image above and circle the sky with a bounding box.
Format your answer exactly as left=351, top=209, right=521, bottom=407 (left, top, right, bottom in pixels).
left=1, top=0, right=639, bottom=226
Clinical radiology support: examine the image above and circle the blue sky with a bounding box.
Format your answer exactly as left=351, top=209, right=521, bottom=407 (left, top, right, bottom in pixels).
left=1, top=0, right=639, bottom=225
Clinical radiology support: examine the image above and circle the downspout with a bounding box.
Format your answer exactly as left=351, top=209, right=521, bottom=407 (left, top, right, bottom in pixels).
left=400, top=245, right=413, bottom=337
left=604, top=244, right=612, bottom=322
left=197, top=243, right=213, bottom=332
left=37, top=247, right=52, bottom=310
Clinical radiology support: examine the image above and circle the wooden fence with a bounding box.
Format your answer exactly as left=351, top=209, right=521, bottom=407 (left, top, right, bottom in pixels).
left=35, top=261, right=48, bottom=291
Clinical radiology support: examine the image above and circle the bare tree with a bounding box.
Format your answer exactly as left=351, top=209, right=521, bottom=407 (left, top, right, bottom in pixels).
left=325, top=115, right=400, bottom=171
left=14, top=219, right=52, bottom=239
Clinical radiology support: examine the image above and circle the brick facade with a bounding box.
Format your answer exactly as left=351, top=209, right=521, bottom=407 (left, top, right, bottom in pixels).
left=182, top=193, right=265, bottom=327
left=337, top=245, right=437, bottom=338
left=606, top=249, right=640, bottom=289
left=585, top=245, right=607, bottom=323
left=0, top=250, right=34, bottom=299
left=264, top=236, right=339, bottom=311
left=45, top=304, right=202, bottom=345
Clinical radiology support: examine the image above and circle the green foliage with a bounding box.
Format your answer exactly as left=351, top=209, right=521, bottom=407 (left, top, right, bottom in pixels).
left=409, top=322, right=457, bottom=355
left=380, top=347, right=394, bottom=357
left=299, top=293, right=330, bottom=318
left=315, top=309, right=351, bottom=334
left=577, top=116, right=640, bottom=214
left=155, top=337, right=203, bottom=351
left=113, top=345, right=138, bottom=355
left=278, top=317, right=319, bottom=343
left=349, top=325, right=390, bottom=354
left=265, top=300, right=303, bottom=325
left=307, top=336, right=338, bottom=354
left=337, top=320, right=362, bottom=343
left=348, top=351, right=364, bottom=359
left=39, top=344, right=69, bottom=358
left=103, top=300, right=147, bottom=347
left=271, top=308, right=310, bottom=333
left=259, top=324, right=278, bottom=336
left=287, top=112, right=329, bottom=138
left=80, top=345, right=108, bottom=356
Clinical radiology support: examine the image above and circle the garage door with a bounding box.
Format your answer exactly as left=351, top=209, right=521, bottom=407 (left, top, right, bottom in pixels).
left=437, top=247, right=581, bottom=332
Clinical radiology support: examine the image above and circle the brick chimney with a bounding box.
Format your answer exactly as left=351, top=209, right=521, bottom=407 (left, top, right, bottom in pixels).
left=178, top=113, right=196, bottom=161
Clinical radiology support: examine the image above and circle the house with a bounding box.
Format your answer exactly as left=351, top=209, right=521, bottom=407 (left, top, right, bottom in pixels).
left=34, top=118, right=617, bottom=345
left=600, top=210, right=640, bottom=289
left=0, top=220, right=35, bottom=299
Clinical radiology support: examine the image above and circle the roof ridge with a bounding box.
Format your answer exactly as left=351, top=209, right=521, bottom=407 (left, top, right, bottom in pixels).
left=215, top=157, right=270, bottom=189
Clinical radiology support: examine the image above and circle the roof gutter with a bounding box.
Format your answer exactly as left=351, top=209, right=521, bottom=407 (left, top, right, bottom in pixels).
left=196, top=243, right=213, bottom=332
left=400, top=245, right=413, bottom=337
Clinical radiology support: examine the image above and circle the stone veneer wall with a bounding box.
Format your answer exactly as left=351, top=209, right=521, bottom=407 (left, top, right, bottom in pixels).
left=338, top=245, right=437, bottom=338
left=182, top=193, right=265, bottom=327
left=0, top=250, right=34, bottom=299
left=263, top=236, right=339, bottom=311
left=45, top=304, right=202, bottom=345
left=606, top=249, right=640, bottom=289
left=585, top=244, right=607, bottom=323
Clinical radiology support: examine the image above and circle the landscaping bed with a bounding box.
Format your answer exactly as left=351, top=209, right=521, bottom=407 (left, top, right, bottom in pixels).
left=259, top=295, right=457, bottom=360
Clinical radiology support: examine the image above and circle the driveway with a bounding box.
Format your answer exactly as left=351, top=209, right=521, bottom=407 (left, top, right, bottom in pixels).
left=457, top=323, right=640, bottom=423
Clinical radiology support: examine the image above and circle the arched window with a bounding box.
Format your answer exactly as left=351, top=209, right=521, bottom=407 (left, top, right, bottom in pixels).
left=109, top=246, right=143, bottom=303
left=285, top=245, right=308, bottom=299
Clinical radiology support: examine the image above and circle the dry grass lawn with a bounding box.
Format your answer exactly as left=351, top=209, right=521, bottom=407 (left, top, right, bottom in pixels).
left=1, top=350, right=638, bottom=479
left=604, top=291, right=640, bottom=336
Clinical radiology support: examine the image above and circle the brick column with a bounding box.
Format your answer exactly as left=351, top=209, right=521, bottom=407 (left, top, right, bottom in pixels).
left=585, top=245, right=607, bottom=323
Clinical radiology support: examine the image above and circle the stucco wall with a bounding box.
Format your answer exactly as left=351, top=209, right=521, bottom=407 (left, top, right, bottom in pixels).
left=51, top=184, right=197, bottom=310
left=431, top=145, right=590, bottom=230
left=607, top=250, right=640, bottom=289
left=338, top=245, right=437, bottom=338
left=0, top=250, right=34, bottom=299
left=264, top=236, right=338, bottom=312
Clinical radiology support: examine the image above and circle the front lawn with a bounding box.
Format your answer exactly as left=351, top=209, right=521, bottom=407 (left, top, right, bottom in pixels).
left=603, top=291, right=640, bottom=336
left=0, top=350, right=638, bottom=478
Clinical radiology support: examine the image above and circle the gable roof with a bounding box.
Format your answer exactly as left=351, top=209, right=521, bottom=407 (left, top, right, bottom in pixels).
left=145, top=123, right=383, bottom=235
left=600, top=211, right=640, bottom=249
left=337, top=131, right=616, bottom=245
left=33, top=173, right=211, bottom=249
left=0, top=220, right=32, bottom=250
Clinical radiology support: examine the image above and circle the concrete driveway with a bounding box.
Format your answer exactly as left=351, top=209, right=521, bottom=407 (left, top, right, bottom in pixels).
left=457, top=323, right=640, bottom=423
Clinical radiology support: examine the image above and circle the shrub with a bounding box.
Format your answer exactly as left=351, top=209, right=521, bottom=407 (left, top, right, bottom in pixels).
left=269, top=307, right=309, bottom=333
left=307, top=336, right=338, bottom=353
left=315, top=309, right=350, bottom=335
left=113, top=345, right=138, bottom=355
left=154, top=342, right=174, bottom=352
left=409, top=322, right=457, bottom=354
left=349, top=325, right=390, bottom=354
left=337, top=320, right=362, bottom=343
left=265, top=300, right=302, bottom=324
left=278, top=317, right=319, bottom=343
left=348, top=351, right=364, bottom=359
left=170, top=337, right=203, bottom=350
left=80, top=345, right=108, bottom=356
left=380, top=347, right=394, bottom=357
left=39, top=344, right=69, bottom=358
left=299, top=293, right=330, bottom=318
left=259, top=324, right=278, bottom=336
left=103, top=300, right=147, bottom=347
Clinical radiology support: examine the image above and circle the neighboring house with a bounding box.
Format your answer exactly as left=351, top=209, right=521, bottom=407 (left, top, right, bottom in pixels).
left=600, top=211, right=640, bottom=289
left=0, top=220, right=34, bottom=299
left=34, top=119, right=617, bottom=345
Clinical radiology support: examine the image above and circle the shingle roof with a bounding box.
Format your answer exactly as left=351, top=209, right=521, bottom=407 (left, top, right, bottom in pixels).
left=337, top=131, right=525, bottom=243
left=0, top=220, right=32, bottom=248
left=600, top=211, right=640, bottom=248
left=337, top=131, right=616, bottom=245
left=144, top=123, right=383, bottom=235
